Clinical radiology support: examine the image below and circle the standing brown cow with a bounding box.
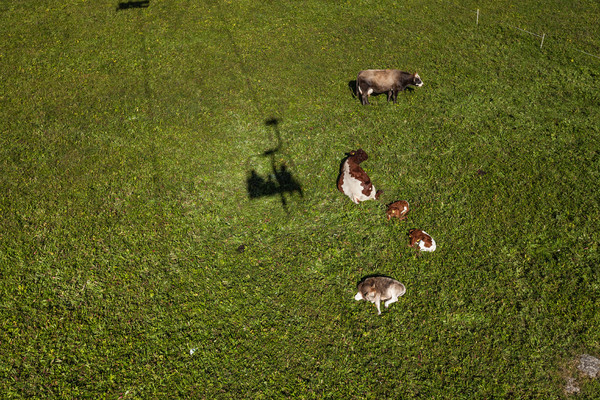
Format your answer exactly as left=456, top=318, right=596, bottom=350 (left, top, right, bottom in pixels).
left=356, top=69, right=423, bottom=105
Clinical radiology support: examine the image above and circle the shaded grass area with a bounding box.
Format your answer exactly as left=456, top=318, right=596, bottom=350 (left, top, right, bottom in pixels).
left=1, top=0, right=599, bottom=397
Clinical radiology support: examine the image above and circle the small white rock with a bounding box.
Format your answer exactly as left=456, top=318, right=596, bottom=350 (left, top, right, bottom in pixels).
left=578, top=354, right=600, bottom=378
left=564, top=377, right=580, bottom=395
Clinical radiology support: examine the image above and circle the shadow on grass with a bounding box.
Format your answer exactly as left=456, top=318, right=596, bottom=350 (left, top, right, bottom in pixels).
left=356, top=273, right=396, bottom=286
left=246, top=118, right=303, bottom=213
left=336, top=150, right=353, bottom=192
left=348, top=80, right=358, bottom=100
left=116, top=1, right=149, bottom=10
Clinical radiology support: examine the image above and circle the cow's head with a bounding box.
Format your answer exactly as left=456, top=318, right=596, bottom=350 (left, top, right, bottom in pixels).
left=349, top=148, right=369, bottom=164
left=413, top=73, right=423, bottom=87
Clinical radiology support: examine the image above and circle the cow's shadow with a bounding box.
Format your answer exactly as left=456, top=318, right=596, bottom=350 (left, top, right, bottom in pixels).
left=117, top=0, right=149, bottom=10
left=348, top=80, right=358, bottom=99
left=335, top=151, right=354, bottom=191
left=356, top=274, right=396, bottom=287
left=246, top=118, right=303, bottom=213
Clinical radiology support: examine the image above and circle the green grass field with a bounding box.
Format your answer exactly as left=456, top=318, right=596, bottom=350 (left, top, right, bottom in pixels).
left=2, top=0, right=600, bottom=398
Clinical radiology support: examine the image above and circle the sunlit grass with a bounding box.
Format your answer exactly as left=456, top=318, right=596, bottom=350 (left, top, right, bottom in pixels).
left=1, top=0, right=599, bottom=398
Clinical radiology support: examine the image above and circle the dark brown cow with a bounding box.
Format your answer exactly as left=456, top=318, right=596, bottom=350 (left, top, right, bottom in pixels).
left=386, top=200, right=409, bottom=221
left=356, top=69, right=423, bottom=105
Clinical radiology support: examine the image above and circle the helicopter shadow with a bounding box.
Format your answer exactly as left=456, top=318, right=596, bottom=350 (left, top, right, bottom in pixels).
left=246, top=118, right=303, bottom=213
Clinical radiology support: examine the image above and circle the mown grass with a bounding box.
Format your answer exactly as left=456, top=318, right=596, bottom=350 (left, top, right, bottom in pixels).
left=1, top=0, right=599, bottom=398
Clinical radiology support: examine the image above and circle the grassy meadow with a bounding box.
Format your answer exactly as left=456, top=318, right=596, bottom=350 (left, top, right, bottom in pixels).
left=1, top=0, right=600, bottom=398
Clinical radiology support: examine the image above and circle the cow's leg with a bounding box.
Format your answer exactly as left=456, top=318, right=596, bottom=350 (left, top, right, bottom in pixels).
left=362, top=88, right=371, bottom=105
left=360, top=85, right=373, bottom=105
left=384, top=296, right=398, bottom=308
left=358, top=82, right=368, bottom=105
left=374, top=295, right=382, bottom=315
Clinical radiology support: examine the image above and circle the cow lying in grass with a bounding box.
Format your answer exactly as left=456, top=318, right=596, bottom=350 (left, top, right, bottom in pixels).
left=337, top=149, right=382, bottom=204
left=408, top=229, right=436, bottom=252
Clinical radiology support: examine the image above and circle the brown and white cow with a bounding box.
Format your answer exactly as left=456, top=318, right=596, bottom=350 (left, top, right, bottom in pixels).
left=337, top=149, right=382, bottom=204
left=386, top=200, right=409, bottom=221
left=356, top=69, right=423, bottom=105
left=408, top=229, right=436, bottom=252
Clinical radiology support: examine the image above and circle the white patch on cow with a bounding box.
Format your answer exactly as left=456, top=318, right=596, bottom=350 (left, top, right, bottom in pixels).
left=419, top=231, right=436, bottom=252
left=367, top=88, right=373, bottom=95
left=340, top=162, right=377, bottom=204
left=354, top=292, right=363, bottom=301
